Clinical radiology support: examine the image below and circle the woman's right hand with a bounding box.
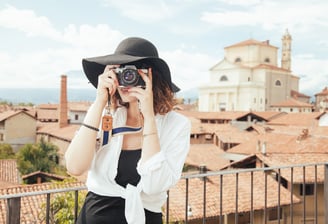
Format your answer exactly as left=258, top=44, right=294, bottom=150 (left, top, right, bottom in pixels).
left=96, top=65, right=119, bottom=107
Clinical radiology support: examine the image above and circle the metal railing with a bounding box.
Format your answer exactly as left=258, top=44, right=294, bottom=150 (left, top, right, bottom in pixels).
left=1, top=162, right=328, bottom=224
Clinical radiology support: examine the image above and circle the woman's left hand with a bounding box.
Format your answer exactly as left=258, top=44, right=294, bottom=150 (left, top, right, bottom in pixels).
left=128, top=68, right=154, bottom=117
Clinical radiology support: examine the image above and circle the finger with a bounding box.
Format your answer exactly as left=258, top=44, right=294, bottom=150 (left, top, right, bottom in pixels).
left=138, top=68, right=152, bottom=89
left=103, top=70, right=119, bottom=84
left=104, top=64, right=119, bottom=72
left=99, top=71, right=118, bottom=96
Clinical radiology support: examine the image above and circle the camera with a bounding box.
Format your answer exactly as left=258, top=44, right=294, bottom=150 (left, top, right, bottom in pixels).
left=115, top=65, right=147, bottom=87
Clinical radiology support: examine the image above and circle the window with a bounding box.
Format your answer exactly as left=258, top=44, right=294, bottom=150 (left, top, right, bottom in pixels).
left=268, top=208, right=282, bottom=221
left=220, top=75, right=228, bottom=81
left=0, top=133, right=3, bottom=141
left=191, top=134, right=198, bottom=139
left=75, top=114, right=79, bottom=120
left=219, top=102, right=226, bottom=111
left=275, top=80, right=281, bottom=86
left=264, top=57, right=270, bottom=63
left=235, top=57, right=241, bottom=62
left=300, top=184, right=314, bottom=196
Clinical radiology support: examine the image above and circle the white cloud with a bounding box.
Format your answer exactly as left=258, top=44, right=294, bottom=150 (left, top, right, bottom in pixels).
left=0, top=4, right=216, bottom=91
left=293, top=55, right=328, bottom=95
left=201, top=1, right=328, bottom=33
left=163, top=49, right=217, bottom=90
left=0, top=5, right=61, bottom=38
left=0, top=5, right=126, bottom=88
left=0, top=5, right=125, bottom=50
left=101, top=0, right=175, bottom=22
left=219, top=0, right=261, bottom=6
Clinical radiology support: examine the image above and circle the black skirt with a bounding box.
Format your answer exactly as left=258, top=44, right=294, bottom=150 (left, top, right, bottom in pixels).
left=76, top=149, right=162, bottom=224
left=76, top=191, right=162, bottom=224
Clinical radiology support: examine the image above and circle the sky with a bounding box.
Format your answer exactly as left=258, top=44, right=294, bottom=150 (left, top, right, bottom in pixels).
left=0, top=0, right=328, bottom=98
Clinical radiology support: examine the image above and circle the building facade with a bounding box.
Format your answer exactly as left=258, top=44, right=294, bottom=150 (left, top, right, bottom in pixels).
left=0, top=110, right=36, bottom=151
left=314, top=87, right=328, bottom=112
left=199, top=30, right=301, bottom=112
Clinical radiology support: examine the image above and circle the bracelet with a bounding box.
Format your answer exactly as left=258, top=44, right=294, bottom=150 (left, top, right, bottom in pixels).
left=143, top=132, right=157, bottom=137
left=82, top=123, right=99, bottom=132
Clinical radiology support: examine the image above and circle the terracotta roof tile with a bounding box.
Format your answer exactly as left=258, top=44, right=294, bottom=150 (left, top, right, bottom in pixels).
left=224, top=39, right=278, bottom=49
left=37, top=104, right=58, bottom=109
left=0, top=159, right=19, bottom=188
left=37, top=108, right=58, bottom=120
left=177, top=111, right=247, bottom=121
left=258, top=153, right=328, bottom=183
left=37, top=123, right=80, bottom=142
left=291, top=90, right=310, bottom=99
left=0, top=181, right=86, bottom=224
left=0, top=110, right=35, bottom=122
left=185, top=144, right=230, bottom=171
left=251, top=111, right=286, bottom=121
left=164, top=172, right=300, bottom=222
left=36, top=102, right=91, bottom=121
left=22, top=171, right=67, bottom=181
left=68, top=102, right=92, bottom=111
left=315, top=87, right=328, bottom=96
left=214, top=124, right=258, bottom=143
left=228, top=130, right=328, bottom=155
left=268, top=112, right=323, bottom=126
left=271, top=98, right=313, bottom=108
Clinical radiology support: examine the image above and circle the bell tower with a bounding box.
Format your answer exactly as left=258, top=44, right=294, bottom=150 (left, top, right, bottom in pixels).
left=281, top=29, right=292, bottom=71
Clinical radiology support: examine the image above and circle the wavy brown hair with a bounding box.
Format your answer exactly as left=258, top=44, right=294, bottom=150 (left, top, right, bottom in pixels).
left=111, top=60, right=175, bottom=115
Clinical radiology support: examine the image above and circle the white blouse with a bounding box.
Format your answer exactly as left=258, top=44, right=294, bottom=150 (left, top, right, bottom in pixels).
left=86, top=107, right=191, bottom=224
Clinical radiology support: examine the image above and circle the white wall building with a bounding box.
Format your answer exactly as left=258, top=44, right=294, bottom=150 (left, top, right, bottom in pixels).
left=199, top=30, right=301, bottom=112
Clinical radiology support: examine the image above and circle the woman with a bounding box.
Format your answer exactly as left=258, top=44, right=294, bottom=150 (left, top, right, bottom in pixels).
left=65, top=37, right=191, bottom=224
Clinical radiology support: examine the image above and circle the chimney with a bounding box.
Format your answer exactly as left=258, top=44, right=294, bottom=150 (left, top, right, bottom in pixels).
left=297, top=128, right=309, bottom=142
left=199, top=164, right=207, bottom=174
left=59, top=75, right=68, bottom=128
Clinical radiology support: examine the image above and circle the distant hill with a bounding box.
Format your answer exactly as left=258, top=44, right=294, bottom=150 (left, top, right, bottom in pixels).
left=0, top=87, right=199, bottom=105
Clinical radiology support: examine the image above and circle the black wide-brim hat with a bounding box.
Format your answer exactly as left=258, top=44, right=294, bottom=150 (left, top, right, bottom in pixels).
left=82, top=37, right=180, bottom=92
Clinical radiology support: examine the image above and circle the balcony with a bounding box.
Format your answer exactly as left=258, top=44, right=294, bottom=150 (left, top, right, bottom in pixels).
left=1, top=162, right=327, bottom=224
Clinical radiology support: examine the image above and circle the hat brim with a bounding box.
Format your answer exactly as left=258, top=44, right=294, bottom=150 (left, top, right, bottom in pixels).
left=82, top=54, right=180, bottom=92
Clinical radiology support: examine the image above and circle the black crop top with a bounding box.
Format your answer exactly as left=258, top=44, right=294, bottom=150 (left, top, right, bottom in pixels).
left=115, top=149, right=141, bottom=187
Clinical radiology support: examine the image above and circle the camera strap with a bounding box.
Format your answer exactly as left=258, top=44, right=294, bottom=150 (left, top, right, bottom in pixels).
left=101, top=93, right=144, bottom=146
left=101, top=94, right=114, bottom=146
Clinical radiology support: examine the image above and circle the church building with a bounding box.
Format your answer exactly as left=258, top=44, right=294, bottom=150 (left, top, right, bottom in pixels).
left=199, top=30, right=304, bottom=112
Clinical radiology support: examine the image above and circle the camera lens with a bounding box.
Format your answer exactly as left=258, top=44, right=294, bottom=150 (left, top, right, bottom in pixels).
left=122, top=69, right=139, bottom=85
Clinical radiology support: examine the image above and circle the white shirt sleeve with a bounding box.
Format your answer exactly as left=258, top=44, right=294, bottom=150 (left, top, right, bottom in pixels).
left=137, top=112, right=191, bottom=195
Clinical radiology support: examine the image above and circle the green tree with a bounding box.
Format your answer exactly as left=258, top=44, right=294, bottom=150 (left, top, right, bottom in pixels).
left=0, top=143, right=15, bottom=159
left=16, top=138, right=61, bottom=175
left=39, top=180, right=87, bottom=224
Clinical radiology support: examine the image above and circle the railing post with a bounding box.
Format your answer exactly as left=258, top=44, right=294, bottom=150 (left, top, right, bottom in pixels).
left=324, top=164, right=328, bottom=224
left=6, top=197, right=21, bottom=224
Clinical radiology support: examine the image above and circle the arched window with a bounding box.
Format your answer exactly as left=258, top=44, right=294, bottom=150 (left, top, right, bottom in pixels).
left=275, top=80, right=281, bottom=86
left=235, top=57, right=241, bottom=63
left=264, top=57, right=270, bottom=63
left=220, top=75, right=228, bottom=81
